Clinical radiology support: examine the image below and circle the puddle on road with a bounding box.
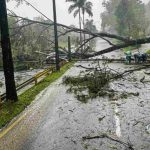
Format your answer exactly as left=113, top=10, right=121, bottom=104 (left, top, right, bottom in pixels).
left=145, top=124, right=150, bottom=134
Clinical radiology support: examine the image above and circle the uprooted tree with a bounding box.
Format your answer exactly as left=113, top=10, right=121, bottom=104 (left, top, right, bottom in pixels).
left=8, top=14, right=150, bottom=58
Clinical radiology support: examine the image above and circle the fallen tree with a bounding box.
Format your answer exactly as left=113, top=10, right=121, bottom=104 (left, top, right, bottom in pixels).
left=8, top=14, right=150, bottom=59
left=83, top=37, right=150, bottom=58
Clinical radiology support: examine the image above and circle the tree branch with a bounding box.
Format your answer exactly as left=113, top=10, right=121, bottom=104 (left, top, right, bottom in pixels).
left=84, top=37, right=150, bottom=58
left=82, top=134, right=134, bottom=150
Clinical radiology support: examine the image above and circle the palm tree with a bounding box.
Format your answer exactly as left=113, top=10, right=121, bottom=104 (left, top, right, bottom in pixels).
left=66, top=0, right=93, bottom=52
left=84, top=19, right=97, bottom=32
left=81, top=1, right=93, bottom=49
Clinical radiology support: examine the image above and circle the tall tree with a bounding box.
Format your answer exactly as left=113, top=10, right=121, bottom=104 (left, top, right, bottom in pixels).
left=115, top=0, right=129, bottom=36
left=115, top=0, right=146, bottom=38
left=52, top=0, right=60, bottom=71
left=0, top=0, right=18, bottom=101
left=66, top=0, right=87, bottom=52
left=101, top=0, right=146, bottom=38
left=82, top=1, right=93, bottom=28
left=145, top=1, right=150, bottom=34
left=101, top=0, right=120, bottom=33
left=81, top=1, right=93, bottom=49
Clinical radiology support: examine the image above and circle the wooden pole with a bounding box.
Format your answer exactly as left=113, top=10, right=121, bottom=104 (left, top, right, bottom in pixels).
left=0, top=0, right=18, bottom=101
left=52, top=0, right=60, bottom=71
left=68, top=36, right=71, bottom=61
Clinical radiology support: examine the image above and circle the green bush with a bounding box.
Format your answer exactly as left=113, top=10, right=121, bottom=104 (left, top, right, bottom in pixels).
left=63, top=71, right=114, bottom=103
left=146, top=49, right=150, bottom=54
left=123, top=45, right=141, bottom=52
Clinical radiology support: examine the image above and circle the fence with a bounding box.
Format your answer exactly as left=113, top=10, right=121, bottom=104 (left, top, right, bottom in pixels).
left=0, top=60, right=67, bottom=103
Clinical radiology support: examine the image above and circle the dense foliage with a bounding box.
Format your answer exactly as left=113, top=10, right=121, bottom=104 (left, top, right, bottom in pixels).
left=101, top=0, right=149, bottom=38
left=7, top=17, right=77, bottom=62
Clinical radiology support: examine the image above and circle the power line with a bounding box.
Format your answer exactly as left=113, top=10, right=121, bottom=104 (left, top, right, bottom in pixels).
left=8, top=14, right=53, bottom=26
left=23, top=0, right=53, bottom=22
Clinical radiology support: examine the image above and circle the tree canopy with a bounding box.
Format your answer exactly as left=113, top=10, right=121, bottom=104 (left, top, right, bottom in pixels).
left=101, top=0, right=148, bottom=38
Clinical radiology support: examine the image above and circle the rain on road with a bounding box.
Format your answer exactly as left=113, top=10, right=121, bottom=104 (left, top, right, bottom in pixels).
left=0, top=40, right=150, bottom=150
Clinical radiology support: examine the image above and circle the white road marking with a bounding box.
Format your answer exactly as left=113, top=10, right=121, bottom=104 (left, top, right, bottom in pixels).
left=114, top=101, right=121, bottom=137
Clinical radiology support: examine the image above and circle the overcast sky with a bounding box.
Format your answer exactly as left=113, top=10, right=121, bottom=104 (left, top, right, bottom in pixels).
left=7, top=0, right=150, bottom=30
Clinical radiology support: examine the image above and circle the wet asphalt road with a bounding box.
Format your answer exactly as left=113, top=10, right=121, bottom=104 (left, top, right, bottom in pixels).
left=0, top=61, right=150, bottom=150
left=0, top=40, right=150, bottom=150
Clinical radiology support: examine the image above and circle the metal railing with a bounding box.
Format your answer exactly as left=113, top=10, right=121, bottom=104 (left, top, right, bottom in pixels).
left=0, top=60, right=67, bottom=103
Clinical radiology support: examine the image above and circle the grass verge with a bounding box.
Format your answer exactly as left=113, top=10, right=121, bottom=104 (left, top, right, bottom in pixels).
left=0, top=62, right=74, bottom=129
left=123, top=45, right=140, bottom=52
left=146, top=49, right=150, bottom=54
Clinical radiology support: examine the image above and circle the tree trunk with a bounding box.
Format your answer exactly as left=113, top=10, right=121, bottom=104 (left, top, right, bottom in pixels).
left=84, top=37, right=150, bottom=58
left=68, top=36, right=71, bottom=61
left=0, top=0, right=18, bottom=101
left=52, top=0, right=60, bottom=71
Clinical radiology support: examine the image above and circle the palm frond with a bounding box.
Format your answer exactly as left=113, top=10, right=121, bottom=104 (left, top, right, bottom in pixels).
left=68, top=4, right=78, bottom=14
left=66, top=0, right=93, bottom=18
left=73, top=9, right=80, bottom=18
left=82, top=1, right=93, bottom=17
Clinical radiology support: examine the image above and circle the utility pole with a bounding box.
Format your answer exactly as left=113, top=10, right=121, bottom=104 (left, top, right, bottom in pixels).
left=0, top=0, right=18, bottom=101
left=52, top=0, right=60, bottom=71
left=68, top=36, right=71, bottom=61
